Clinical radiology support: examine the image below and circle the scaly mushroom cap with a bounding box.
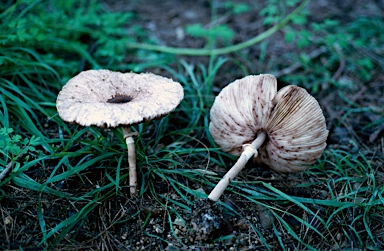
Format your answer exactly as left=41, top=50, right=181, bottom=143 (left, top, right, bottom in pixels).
left=56, top=70, right=184, bottom=128
left=209, top=74, right=328, bottom=173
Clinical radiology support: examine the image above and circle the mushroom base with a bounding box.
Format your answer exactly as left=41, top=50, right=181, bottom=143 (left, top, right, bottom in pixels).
left=208, top=131, right=267, bottom=201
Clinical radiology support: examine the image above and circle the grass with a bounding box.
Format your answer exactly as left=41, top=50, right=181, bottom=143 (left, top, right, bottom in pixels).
left=1, top=0, right=383, bottom=250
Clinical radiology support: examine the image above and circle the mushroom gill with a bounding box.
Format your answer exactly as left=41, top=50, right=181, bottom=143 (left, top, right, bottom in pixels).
left=208, top=74, right=328, bottom=201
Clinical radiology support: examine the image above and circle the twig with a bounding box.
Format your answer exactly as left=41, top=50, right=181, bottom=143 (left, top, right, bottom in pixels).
left=331, top=43, right=346, bottom=81
left=0, top=153, right=26, bottom=182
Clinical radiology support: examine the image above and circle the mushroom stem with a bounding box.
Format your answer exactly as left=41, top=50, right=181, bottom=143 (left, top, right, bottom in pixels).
left=208, top=131, right=267, bottom=201
left=122, top=127, right=137, bottom=195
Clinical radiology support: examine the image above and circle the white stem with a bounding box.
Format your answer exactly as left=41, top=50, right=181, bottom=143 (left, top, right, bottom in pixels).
left=122, top=127, right=137, bottom=195
left=208, top=131, right=267, bottom=201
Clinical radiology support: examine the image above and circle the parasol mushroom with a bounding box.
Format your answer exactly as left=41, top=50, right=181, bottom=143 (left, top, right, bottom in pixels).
left=56, top=69, right=184, bottom=195
left=208, top=74, right=328, bottom=201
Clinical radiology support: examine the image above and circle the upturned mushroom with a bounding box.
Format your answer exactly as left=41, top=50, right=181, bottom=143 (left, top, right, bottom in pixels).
left=56, top=69, right=184, bottom=195
left=208, top=74, right=328, bottom=201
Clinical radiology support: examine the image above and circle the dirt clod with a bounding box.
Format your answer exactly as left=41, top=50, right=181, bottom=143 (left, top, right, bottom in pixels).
left=190, top=199, right=225, bottom=240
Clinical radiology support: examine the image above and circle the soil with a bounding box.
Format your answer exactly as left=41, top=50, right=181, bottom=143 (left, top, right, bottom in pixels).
left=1, top=0, right=384, bottom=250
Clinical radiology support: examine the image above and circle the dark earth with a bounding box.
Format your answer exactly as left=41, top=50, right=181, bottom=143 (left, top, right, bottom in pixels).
left=1, top=0, right=384, bottom=250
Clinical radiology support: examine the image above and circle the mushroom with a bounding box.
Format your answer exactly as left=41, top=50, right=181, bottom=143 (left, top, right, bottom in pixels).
left=208, top=74, right=328, bottom=201
left=56, top=69, right=184, bottom=195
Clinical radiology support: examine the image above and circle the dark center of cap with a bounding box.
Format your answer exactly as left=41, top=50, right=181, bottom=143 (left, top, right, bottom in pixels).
left=107, top=94, right=132, bottom=104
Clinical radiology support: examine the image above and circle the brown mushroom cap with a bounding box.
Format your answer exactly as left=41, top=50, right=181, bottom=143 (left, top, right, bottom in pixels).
left=56, top=70, right=184, bottom=128
left=209, top=74, right=328, bottom=173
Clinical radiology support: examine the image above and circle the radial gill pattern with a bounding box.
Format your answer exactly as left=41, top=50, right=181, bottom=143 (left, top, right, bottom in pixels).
left=258, top=85, right=328, bottom=172
left=209, top=74, right=328, bottom=173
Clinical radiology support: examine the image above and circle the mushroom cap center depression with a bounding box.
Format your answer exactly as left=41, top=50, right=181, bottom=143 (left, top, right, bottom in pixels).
left=107, top=94, right=133, bottom=104
left=56, top=70, right=184, bottom=128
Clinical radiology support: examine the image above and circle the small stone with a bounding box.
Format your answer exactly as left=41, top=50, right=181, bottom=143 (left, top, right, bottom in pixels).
left=256, top=205, right=274, bottom=228
left=167, top=245, right=180, bottom=251
left=154, top=224, right=163, bottom=233
left=4, top=216, right=12, bottom=225
left=319, top=190, right=328, bottom=198
left=353, top=182, right=361, bottom=190
left=235, top=218, right=249, bottom=229
left=175, top=27, right=185, bottom=41
left=174, top=216, right=186, bottom=227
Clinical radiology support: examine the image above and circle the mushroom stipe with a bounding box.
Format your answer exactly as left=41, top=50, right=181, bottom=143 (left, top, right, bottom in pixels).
left=208, top=131, right=267, bottom=202
left=208, top=74, right=328, bottom=201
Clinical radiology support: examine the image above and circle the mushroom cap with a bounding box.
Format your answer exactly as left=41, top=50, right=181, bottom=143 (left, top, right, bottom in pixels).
left=56, top=70, right=184, bottom=128
left=209, top=74, right=328, bottom=173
